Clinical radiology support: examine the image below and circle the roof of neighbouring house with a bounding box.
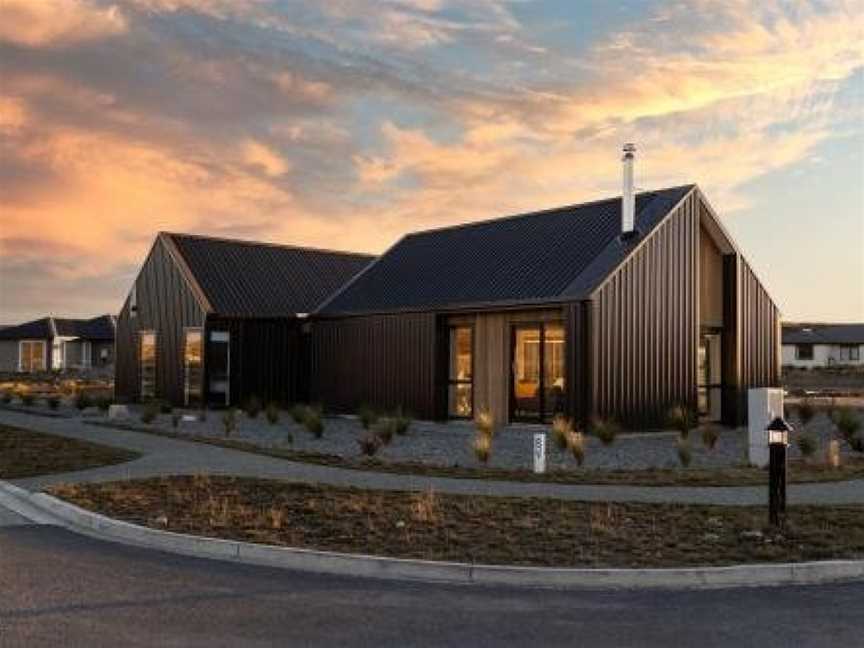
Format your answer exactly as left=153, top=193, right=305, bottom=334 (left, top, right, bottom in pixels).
left=782, top=323, right=864, bottom=345
left=318, top=184, right=696, bottom=315
left=162, top=233, right=375, bottom=318
left=0, top=315, right=116, bottom=341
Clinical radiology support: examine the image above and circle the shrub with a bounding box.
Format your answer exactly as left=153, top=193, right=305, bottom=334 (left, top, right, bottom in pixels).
left=171, top=413, right=181, bottom=429
left=358, top=405, right=378, bottom=430
left=567, top=430, right=585, bottom=466
left=21, top=393, right=35, bottom=406
left=140, top=402, right=158, bottom=424
left=222, top=408, right=237, bottom=437
left=834, top=408, right=862, bottom=452
left=373, top=418, right=397, bottom=446
left=475, top=409, right=496, bottom=438
left=701, top=425, right=720, bottom=451
left=796, top=434, right=818, bottom=460
left=46, top=395, right=61, bottom=410
left=96, top=396, right=112, bottom=412
left=159, top=401, right=173, bottom=415
left=265, top=402, right=280, bottom=425
left=304, top=406, right=324, bottom=438
left=392, top=407, right=412, bottom=436
left=290, top=404, right=308, bottom=424
left=74, top=392, right=92, bottom=411
left=472, top=432, right=492, bottom=464
left=796, top=399, right=816, bottom=427
left=591, top=418, right=619, bottom=447
left=198, top=408, right=208, bottom=422
left=551, top=415, right=572, bottom=452
left=358, top=432, right=382, bottom=457
left=676, top=436, right=692, bottom=468
left=1, top=392, right=12, bottom=404
left=245, top=395, right=262, bottom=419
left=667, top=404, right=696, bottom=439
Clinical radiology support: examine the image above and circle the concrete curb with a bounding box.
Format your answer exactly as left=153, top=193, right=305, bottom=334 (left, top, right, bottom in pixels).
left=3, top=481, right=863, bottom=589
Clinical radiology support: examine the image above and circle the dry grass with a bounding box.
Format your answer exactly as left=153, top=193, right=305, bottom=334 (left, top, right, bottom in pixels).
left=0, top=424, right=139, bottom=479
left=49, top=476, right=864, bottom=568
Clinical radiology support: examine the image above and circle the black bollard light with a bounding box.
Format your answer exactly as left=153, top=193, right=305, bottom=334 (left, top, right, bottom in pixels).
left=766, top=416, right=793, bottom=527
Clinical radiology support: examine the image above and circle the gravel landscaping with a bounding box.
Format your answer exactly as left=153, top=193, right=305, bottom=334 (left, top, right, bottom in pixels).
left=50, top=476, right=864, bottom=568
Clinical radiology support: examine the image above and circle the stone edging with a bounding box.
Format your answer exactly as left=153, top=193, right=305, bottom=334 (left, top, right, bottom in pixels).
left=2, top=480, right=863, bottom=590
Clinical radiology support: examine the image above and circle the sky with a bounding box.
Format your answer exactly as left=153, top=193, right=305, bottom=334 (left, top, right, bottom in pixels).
left=0, top=0, right=862, bottom=324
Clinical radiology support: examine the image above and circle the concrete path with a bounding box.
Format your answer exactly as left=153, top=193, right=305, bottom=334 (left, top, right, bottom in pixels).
left=3, top=409, right=864, bottom=505
left=0, top=501, right=30, bottom=527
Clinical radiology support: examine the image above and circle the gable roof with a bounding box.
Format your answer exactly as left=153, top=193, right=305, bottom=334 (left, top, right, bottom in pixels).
left=319, top=185, right=695, bottom=315
left=783, top=323, right=864, bottom=345
left=161, top=233, right=375, bottom=318
left=0, top=315, right=115, bottom=341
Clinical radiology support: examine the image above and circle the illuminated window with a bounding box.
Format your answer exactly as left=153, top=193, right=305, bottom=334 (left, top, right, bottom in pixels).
left=447, top=326, right=473, bottom=418
left=140, top=331, right=156, bottom=400
left=184, top=329, right=203, bottom=406
left=19, top=340, right=46, bottom=373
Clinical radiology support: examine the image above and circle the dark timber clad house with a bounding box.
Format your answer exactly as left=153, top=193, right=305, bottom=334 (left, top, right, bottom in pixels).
left=311, top=158, right=780, bottom=427
left=114, top=233, right=373, bottom=408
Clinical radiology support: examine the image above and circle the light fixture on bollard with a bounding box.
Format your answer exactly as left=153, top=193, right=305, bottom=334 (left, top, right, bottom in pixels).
left=766, top=417, right=793, bottom=527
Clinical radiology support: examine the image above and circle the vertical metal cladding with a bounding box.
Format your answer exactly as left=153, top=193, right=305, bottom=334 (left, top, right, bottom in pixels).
left=114, top=238, right=206, bottom=404
left=308, top=312, right=439, bottom=419
left=738, top=258, right=781, bottom=390
left=589, top=190, right=700, bottom=427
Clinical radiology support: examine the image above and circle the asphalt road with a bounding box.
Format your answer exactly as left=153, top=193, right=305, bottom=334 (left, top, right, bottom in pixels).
left=0, top=512, right=862, bottom=648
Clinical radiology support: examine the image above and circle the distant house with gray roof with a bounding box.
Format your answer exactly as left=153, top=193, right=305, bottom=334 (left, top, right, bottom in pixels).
left=0, top=315, right=116, bottom=373
left=782, top=323, right=864, bottom=368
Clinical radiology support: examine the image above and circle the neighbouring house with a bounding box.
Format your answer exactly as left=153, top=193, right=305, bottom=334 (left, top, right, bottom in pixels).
left=0, top=315, right=116, bottom=373
left=782, top=323, right=864, bottom=368
left=113, top=232, right=373, bottom=408
left=310, top=149, right=780, bottom=427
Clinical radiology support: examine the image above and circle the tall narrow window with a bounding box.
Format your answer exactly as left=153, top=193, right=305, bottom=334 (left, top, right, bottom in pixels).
left=512, top=322, right=566, bottom=422
left=184, top=329, right=203, bottom=406
left=542, top=323, right=566, bottom=419
left=139, top=331, right=156, bottom=401
left=208, top=330, right=230, bottom=406
left=19, top=340, right=46, bottom=372
left=447, top=326, right=473, bottom=418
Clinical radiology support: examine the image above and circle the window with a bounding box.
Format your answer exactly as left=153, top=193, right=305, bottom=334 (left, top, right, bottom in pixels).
left=836, top=345, right=860, bottom=363
left=129, top=286, right=138, bottom=318
left=139, top=331, right=156, bottom=400
left=184, top=329, right=203, bottom=406
left=796, top=344, right=813, bottom=360
left=19, top=340, right=46, bottom=372
left=81, top=341, right=92, bottom=369
left=447, top=326, right=473, bottom=418
left=208, top=330, right=230, bottom=406
left=512, top=322, right=566, bottom=422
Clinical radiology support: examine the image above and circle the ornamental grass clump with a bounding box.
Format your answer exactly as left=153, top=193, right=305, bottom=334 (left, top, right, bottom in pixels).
left=796, top=398, right=816, bottom=428
left=475, top=409, right=496, bottom=438
left=140, top=401, right=158, bottom=424
left=701, top=424, right=720, bottom=451
left=358, top=432, right=382, bottom=457
left=676, top=435, right=692, bottom=468
left=304, top=405, right=324, bottom=438
left=472, top=431, right=492, bottom=464
left=358, top=405, right=378, bottom=430
left=833, top=407, right=863, bottom=453
left=373, top=418, right=397, bottom=446
left=222, top=408, right=237, bottom=437
left=796, top=434, right=818, bottom=461
left=567, top=430, right=586, bottom=466
left=551, top=415, right=572, bottom=452
left=290, top=403, right=308, bottom=424
left=46, top=395, right=61, bottom=410
left=95, top=396, right=112, bottom=413
left=392, top=407, right=412, bottom=436
left=265, top=402, right=280, bottom=425
left=171, top=413, right=181, bottom=429
left=159, top=401, right=173, bottom=415
left=591, top=418, right=619, bottom=447
left=667, top=404, right=696, bottom=439
left=245, top=395, right=262, bottom=419
left=74, top=392, right=92, bottom=411
left=1, top=392, right=12, bottom=404
left=21, top=392, right=35, bottom=406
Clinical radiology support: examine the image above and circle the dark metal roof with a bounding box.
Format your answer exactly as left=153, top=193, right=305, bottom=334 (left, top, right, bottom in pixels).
left=320, top=185, right=695, bottom=315
left=165, top=233, right=375, bottom=318
left=782, top=323, right=864, bottom=345
left=0, top=315, right=115, bottom=341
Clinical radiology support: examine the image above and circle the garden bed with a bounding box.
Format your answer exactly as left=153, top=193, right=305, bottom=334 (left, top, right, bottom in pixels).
left=0, top=424, right=140, bottom=479
left=49, top=476, right=864, bottom=568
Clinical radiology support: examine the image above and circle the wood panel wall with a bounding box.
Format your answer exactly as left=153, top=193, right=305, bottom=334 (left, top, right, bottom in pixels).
left=114, top=238, right=206, bottom=404
left=308, top=313, right=439, bottom=419
left=588, top=190, right=701, bottom=427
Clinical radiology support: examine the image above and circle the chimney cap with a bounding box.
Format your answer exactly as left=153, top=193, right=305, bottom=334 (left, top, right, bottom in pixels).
left=622, top=143, right=636, bottom=157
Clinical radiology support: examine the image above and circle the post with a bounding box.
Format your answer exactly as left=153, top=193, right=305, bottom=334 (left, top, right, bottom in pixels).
left=766, top=417, right=792, bottom=527
left=533, top=433, right=546, bottom=474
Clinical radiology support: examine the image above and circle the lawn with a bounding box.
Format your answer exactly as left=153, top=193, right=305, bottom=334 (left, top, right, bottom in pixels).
left=0, top=424, right=140, bottom=479
left=50, top=476, right=864, bottom=568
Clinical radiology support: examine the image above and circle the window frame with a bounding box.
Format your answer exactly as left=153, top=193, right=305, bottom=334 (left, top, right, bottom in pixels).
left=183, top=327, right=204, bottom=407
left=795, top=344, right=814, bottom=361
left=446, top=324, right=475, bottom=419
left=18, top=339, right=47, bottom=373
left=139, top=330, right=157, bottom=401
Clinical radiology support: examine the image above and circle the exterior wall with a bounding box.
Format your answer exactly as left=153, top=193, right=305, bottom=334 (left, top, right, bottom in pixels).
left=782, top=343, right=864, bottom=368
left=308, top=313, right=439, bottom=419
left=699, top=225, right=724, bottom=328
left=588, top=190, right=700, bottom=427
left=205, top=317, right=302, bottom=407
left=736, top=258, right=781, bottom=394
left=115, top=238, right=206, bottom=404
left=0, top=340, right=18, bottom=372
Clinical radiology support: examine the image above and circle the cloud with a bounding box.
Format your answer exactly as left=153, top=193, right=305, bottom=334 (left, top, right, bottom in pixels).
left=0, top=0, right=127, bottom=47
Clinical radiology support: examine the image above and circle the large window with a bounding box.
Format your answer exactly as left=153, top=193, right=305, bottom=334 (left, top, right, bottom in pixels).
left=184, top=329, right=203, bottom=406
left=19, top=340, right=46, bottom=373
left=447, top=326, right=473, bottom=418
left=512, top=322, right=565, bottom=422
left=139, top=331, right=156, bottom=400
left=796, top=344, right=814, bottom=361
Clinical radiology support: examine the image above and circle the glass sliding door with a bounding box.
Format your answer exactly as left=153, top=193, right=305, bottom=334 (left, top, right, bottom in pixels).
left=139, top=331, right=156, bottom=400
left=447, top=326, right=473, bottom=418
left=511, top=322, right=566, bottom=422
left=184, top=329, right=203, bottom=407
left=19, top=340, right=46, bottom=373
left=207, top=330, right=230, bottom=407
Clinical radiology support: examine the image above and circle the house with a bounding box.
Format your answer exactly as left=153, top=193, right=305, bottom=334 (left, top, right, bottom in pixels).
left=114, top=232, right=373, bottom=408
left=0, top=315, right=116, bottom=373
left=310, top=149, right=780, bottom=427
left=782, top=323, right=864, bottom=368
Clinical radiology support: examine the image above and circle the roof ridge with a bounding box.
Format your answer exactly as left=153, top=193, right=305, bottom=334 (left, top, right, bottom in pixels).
left=161, top=231, right=375, bottom=260
left=402, top=184, right=696, bottom=239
